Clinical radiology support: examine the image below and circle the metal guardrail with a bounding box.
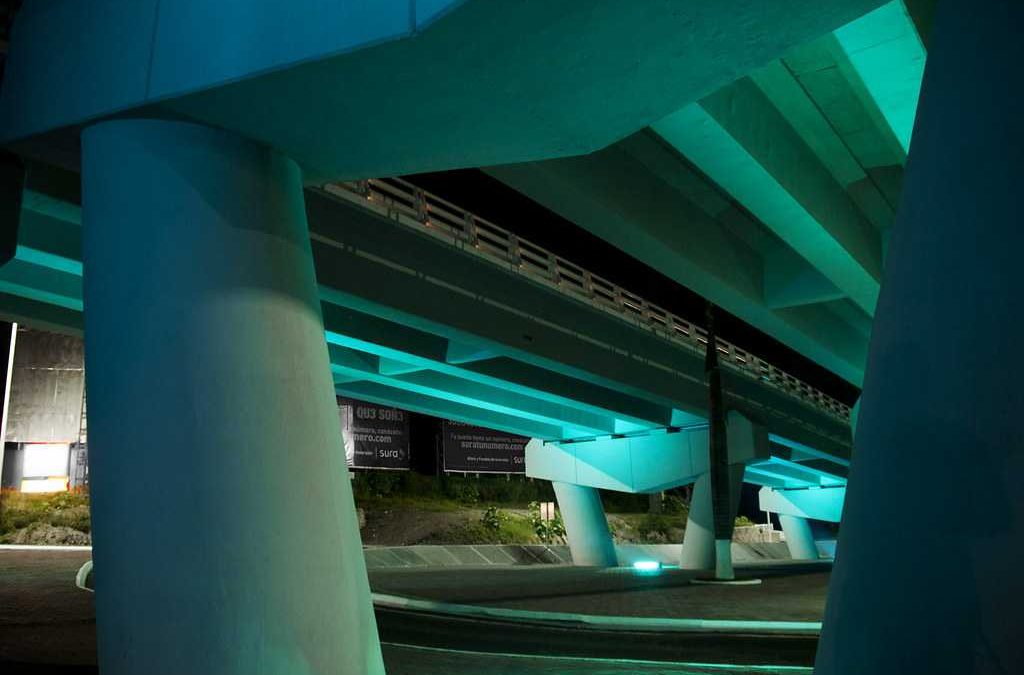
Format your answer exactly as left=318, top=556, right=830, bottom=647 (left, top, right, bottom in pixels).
left=321, top=178, right=851, bottom=422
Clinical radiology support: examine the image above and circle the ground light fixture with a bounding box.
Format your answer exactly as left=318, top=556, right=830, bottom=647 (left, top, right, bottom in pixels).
left=632, top=560, right=662, bottom=573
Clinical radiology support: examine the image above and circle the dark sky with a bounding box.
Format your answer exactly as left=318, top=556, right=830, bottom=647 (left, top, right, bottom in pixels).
left=406, top=168, right=861, bottom=406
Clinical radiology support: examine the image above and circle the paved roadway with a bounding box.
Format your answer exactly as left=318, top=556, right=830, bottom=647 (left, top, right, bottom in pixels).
left=1, top=548, right=825, bottom=673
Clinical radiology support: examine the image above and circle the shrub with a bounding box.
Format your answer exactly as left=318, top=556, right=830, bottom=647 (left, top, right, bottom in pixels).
left=528, top=501, right=566, bottom=543
left=480, top=505, right=505, bottom=532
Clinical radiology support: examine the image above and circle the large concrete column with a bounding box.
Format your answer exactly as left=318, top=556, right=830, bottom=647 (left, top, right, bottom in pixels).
left=778, top=514, right=817, bottom=561
left=81, top=120, right=384, bottom=675
left=552, top=481, right=617, bottom=567
left=680, top=464, right=744, bottom=570
left=816, top=3, right=1024, bottom=673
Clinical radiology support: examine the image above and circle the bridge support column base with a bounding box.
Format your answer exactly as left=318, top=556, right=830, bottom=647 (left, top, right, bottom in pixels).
left=552, top=481, right=617, bottom=567
left=680, top=465, right=744, bottom=570
left=779, top=514, right=818, bottom=560
left=81, top=119, right=383, bottom=675
left=816, top=4, right=1024, bottom=673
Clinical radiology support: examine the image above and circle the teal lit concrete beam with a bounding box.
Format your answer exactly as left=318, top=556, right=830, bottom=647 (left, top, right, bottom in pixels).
left=0, top=247, right=83, bottom=312
left=336, top=380, right=560, bottom=440
left=0, top=0, right=889, bottom=178
left=488, top=143, right=870, bottom=386
left=654, top=89, right=883, bottom=316
left=834, top=0, right=926, bottom=155
left=322, top=306, right=670, bottom=431
left=527, top=411, right=770, bottom=493
left=377, top=356, right=427, bottom=376
left=445, top=340, right=496, bottom=364
left=741, top=466, right=788, bottom=489
left=763, top=244, right=846, bottom=309
left=750, top=54, right=904, bottom=235
left=748, top=457, right=834, bottom=488
left=0, top=291, right=82, bottom=335
left=765, top=456, right=847, bottom=486
left=769, top=433, right=851, bottom=468
left=526, top=429, right=710, bottom=493
left=759, top=485, right=845, bottom=522
left=328, top=343, right=614, bottom=435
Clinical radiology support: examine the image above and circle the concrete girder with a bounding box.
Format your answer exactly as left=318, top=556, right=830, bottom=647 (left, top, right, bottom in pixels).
left=1, top=1, right=887, bottom=179
left=526, top=411, right=770, bottom=494
left=833, top=0, right=926, bottom=156
left=747, top=457, right=841, bottom=488
left=335, top=379, right=561, bottom=440
left=322, top=305, right=671, bottom=432
left=750, top=53, right=904, bottom=235
left=654, top=85, right=883, bottom=317
left=309, top=192, right=853, bottom=453
left=758, top=485, right=845, bottom=522
left=0, top=183, right=851, bottom=456
left=487, top=143, right=870, bottom=387
left=327, top=343, right=615, bottom=437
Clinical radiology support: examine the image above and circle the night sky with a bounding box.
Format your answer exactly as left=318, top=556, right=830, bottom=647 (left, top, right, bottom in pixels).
left=406, top=168, right=861, bottom=406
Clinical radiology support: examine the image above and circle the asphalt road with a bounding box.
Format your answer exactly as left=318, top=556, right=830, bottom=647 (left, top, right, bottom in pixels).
left=1, top=549, right=823, bottom=674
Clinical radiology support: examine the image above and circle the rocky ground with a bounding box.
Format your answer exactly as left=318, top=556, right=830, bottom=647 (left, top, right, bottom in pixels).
left=1, top=490, right=699, bottom=547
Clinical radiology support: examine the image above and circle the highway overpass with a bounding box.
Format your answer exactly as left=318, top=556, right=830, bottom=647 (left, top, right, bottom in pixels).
left=1, top=1, right=1019, bottom=675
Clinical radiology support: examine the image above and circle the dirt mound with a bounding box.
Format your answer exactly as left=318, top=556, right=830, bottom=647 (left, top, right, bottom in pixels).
left=5, top=522, right=91, bottom=546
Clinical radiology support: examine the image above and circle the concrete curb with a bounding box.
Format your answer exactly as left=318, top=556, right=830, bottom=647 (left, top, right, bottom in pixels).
left=371, top=591, right=822, bottom=635
left=65, top=554, right=822, bottom=636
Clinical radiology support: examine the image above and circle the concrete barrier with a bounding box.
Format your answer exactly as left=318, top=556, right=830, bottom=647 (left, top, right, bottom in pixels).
left=363, top=540, right=833, bottom=569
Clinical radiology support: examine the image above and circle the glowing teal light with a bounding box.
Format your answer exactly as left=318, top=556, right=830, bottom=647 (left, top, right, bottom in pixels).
left=632, top=560, right=661, bottom=572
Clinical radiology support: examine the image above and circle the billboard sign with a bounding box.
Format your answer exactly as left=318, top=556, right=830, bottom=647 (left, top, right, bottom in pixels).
left=338, top=397, right=410, bottom=470
left=442, top=420, right=528, bottom=473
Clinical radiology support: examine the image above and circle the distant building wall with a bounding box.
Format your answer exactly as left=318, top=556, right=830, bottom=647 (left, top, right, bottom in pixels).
left=4, top=327, right=84, bottom=443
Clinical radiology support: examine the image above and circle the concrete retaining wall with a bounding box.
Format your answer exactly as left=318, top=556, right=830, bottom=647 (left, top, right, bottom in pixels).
left=363, top=541, right=834, bottom=569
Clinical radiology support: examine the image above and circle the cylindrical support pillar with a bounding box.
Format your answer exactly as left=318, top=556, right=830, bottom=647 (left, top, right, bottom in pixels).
left=779, top=514, right=817, bottom=561
left=681, top=464, right=744, bottom=570
left=680, top=472, right=715, bottom=570
left=817, top=3, right=1024, bottom=673
left=551, top=481, right=617, bottom=567
left=82, top=120, right=384, bottom=675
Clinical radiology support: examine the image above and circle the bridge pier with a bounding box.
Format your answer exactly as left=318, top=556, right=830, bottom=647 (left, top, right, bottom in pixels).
left=778, top=515, right=817, bottom=561
left=817, top=2, right=1024, bottom=673
left=680, top=465, right=744, bottom=570
left=552, top=481, right=618, bottom=567
left=81, top=120, right=383, bottom=675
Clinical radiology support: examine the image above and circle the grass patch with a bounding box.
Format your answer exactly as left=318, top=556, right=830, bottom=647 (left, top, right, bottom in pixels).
left=0, top=489, right=91, bottom=542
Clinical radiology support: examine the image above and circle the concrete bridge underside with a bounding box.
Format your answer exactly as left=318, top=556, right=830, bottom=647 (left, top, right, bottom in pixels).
left=6, top=2, right=1017, bottom=675
left=0, top=181, right=852, bottom=466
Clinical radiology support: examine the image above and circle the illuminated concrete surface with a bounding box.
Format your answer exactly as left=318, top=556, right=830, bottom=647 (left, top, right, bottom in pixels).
left=777, top=516, right=818, bottom=562
left=81, top=120, right=382, bottom=675
left=551, top=482, right=617, bottom=567
left=0, top=1, right=885, bottom=178
left=11, top=0, right=1018, bottom=671
left=680, top=469, right=743, bottom=571
left=816, top=2, right=1024, bottom=673
left=488, top=1, right=928, bottom=386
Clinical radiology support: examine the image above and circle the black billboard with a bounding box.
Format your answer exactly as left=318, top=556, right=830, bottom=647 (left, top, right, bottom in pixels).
left=442, top=420, right=528, bottom=474
left=338, top=397, right=410, bottom=470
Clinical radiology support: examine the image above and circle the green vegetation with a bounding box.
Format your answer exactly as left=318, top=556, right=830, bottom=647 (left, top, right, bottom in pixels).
left=0, top=489, right=91, bottom=543
left=351, top=471, right=556, bottom=508
left=425, top=507, right=539, bottom=545
left=527, top=501, right=566, bottom=543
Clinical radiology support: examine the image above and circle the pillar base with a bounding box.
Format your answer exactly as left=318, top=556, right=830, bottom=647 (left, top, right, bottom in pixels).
left=552, top=481, right=617, bottom=567
left=82, top=119, right=383, bottom=675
